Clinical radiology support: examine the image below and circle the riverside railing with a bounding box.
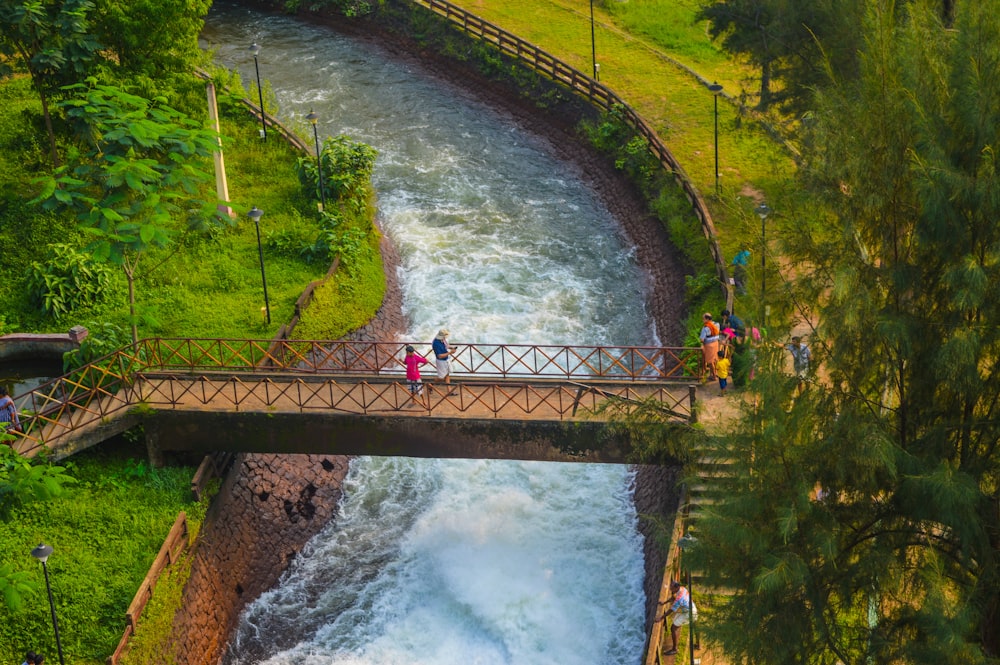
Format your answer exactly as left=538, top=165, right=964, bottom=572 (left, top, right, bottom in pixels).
left=10, top=338, right=701, bottom=456
left=412, top=0, right=732, bottom=304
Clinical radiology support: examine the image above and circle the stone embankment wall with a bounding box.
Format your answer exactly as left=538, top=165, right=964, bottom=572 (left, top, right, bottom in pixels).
left=170, top=453, right=352, bottom=665
left=169, top=239, right=407, bottom=665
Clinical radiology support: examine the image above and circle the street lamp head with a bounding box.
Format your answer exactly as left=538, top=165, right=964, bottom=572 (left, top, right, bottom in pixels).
left=248, top=206, right=264, bottom=224
left=249, top=43, right=261, bottom=57
left=755, top=202, right=771, bottom=220
left=31, top=543, right=54, bottom=563
left=677, top=533, right=699, bottom=551
left=306, top=110, right=319, bottom=125
left=708, top=82, right=723, bottom=95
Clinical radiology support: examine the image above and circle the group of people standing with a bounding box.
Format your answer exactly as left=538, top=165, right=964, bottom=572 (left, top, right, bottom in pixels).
left=698, top=309, right=811, bottom=394
left=699, top=309, right=755, bottom=393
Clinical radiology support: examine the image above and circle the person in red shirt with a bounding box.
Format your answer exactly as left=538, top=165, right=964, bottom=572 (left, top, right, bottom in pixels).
left=404, top=345, right=431, bottom=408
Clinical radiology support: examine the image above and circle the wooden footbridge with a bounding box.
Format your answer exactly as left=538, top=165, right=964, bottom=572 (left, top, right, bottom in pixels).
left=9, top=338, right=701, bottom=463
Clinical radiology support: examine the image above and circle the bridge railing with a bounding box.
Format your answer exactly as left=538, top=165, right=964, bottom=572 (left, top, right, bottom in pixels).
left=137, top=338, right=698, bottom=381
left=10, top=338, right=700, bottom=456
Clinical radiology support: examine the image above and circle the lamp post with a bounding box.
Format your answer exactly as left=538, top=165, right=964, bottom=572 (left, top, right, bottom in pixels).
left=755, top=202, right=771, bottom=329
left=306, top=110, right=327, bottom=213
left=31, top=544, right=65, bottom=665
left=249, top=43, right=266, bottom=140
left=589, top=0, right=598, bottom=80
left=708, top=82, right=723, bottom=193
left=248, top=206, right=270, bottom=324
left=677, top=533, right=699, bottom=665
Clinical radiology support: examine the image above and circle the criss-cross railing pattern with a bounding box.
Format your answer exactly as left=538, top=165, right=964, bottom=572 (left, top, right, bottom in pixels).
left=136, top=338, right=696, bottom=380
left=10, top=338, right=700, bottom=457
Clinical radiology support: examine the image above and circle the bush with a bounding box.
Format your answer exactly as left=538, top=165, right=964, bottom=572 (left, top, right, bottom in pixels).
left=26, top=243, right=117, bottom=321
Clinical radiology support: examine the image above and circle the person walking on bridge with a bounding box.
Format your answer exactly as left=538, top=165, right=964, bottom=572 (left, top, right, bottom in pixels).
left=432, top=329, right=457, bottom=392
left=403, top=345, right=430, bottom=408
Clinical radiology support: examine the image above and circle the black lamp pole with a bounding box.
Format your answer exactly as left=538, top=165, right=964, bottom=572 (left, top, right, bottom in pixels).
left=249, top=43, right=266, bottom=140
left=31, top=544, right=65, bottom=665
left=306, top=110, right=327, bottom=213
left=677, top=533, right=698, bottom=665
left=708, top=82, right=723, bottom=193
left=756, top=203, right=771, bottom=329
left=249, top=206, right=270, bottom=324
left=589, top=0, right=598, bottom=80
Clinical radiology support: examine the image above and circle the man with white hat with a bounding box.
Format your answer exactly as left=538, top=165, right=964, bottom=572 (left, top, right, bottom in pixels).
left=431, top=329, right=455, bottom=388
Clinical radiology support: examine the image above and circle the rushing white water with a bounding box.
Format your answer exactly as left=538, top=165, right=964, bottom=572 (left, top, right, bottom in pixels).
left=204, top=4, right=659, bottom=664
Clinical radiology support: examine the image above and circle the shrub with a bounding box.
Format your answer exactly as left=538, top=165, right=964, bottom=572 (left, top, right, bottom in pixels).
left=26, top=243, right=116, bottom=320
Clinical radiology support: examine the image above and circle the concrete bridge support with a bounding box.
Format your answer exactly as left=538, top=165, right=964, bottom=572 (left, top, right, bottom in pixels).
left=145, top=410, right=651, bottom=464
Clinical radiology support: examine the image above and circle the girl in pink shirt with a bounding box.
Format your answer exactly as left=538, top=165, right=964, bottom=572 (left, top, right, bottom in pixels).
left=404, top=345, right=430, bottom=408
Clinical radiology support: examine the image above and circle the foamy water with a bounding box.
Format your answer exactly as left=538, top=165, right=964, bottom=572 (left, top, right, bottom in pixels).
left=205, top=4, right=660, bottom=663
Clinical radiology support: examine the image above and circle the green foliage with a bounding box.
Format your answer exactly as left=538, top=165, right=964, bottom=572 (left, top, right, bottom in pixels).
left=37, top=82, right=224, bottom=261
left=0, top=448, right=209, bottom=663
left=91, top=0, right=211, bottom=77
left=0, top=444, right=76, bottom=521
left=62, top=321, right=130, bottom=373
left=292, top=232, right=385, bottom=341
left=117, top=544, right=196, bottom=665
left=296, top=134, right=378, bottom=212
left=698, top=2, right=1000, bottom=662
left=34, top=81, right=231, bottom=341
left=0, top=0, right=102, bottom=167
left=0, top=563, right=35, bottom=613
left=26, top=243, right=116, bottom=320
left=597, top=397, right=700, bottom=464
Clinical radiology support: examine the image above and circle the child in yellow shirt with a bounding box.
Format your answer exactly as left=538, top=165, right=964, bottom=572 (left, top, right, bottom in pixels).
left=716, top=347, right=731, bottom=394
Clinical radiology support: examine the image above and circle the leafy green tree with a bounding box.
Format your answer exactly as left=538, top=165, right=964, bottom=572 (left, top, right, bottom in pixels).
left=696, top=0, right=867, bottom=113
left=694, top=1, right=1000, bottom=661
left=34, top=83, right=228, bottom=343
left=91, top=0, right=211, bottom=77
left=0, top=0, right=101, bottom=168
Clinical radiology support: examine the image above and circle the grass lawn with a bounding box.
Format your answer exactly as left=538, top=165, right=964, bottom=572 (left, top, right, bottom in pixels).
left=0, top=77, right=340, bottom=341
left=0, top=443, right=212, bottom=664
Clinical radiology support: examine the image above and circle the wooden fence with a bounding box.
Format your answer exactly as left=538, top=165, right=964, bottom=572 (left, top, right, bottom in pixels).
left=107, top=512, right=190, bottom=665
left=644, top=492, right=688, bottom=665
left=413, top=0, right=732, bottom=307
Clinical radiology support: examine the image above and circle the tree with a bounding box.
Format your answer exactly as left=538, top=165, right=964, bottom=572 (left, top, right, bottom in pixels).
left=91, top=0, right=211, bottom=77
left=34, top=83, right=228, bottom=343
left=693, top=1, right=1000, bottom=662
left=0, top=0, right=101, bottom=168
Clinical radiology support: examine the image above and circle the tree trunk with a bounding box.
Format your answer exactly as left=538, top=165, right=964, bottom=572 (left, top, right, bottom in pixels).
left=125, top=265, right=138, bottom=344
left=38, top=86, right=60, bottom=170
left=758, top=58, right=772, bottom=110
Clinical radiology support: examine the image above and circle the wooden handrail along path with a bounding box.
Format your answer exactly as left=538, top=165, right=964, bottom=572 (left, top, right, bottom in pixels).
left=10, top=338, right=701, bottom=459
left=413, top=0, right=733, bottom=306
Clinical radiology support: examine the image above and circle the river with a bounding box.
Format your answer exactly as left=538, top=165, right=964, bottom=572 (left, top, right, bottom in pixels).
left=203, top=4, right=660, bottom=663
